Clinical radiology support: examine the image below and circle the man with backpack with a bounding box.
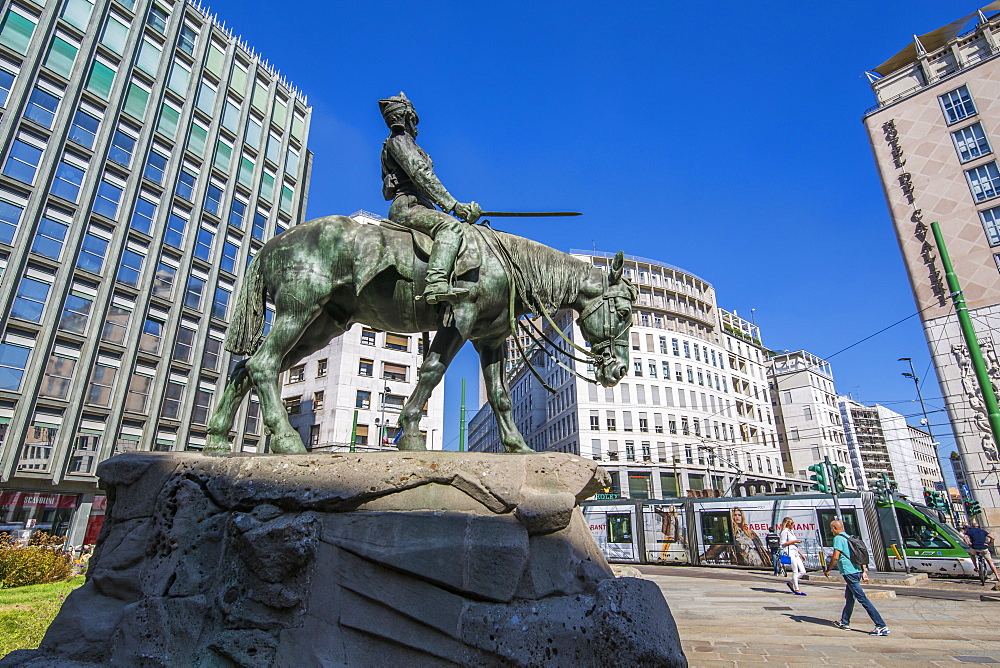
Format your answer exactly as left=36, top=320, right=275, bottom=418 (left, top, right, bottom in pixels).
left=823, top=519, right=889, bottom=636
left=765, top=529, right=783, bottom=576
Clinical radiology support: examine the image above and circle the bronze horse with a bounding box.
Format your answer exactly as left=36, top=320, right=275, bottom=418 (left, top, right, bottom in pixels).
left=206, top=215, right=636, bottom=453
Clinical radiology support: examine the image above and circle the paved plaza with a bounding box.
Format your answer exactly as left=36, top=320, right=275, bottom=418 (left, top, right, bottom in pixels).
left=640, top=566, right=1000, bottom=666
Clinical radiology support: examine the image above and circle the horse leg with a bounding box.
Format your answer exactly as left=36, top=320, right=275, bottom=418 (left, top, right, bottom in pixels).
left=475, top=340, right=533, bottom=453
left=205, top=359, right=252, bottom=452
left=397, top=327, right=465, bottom=450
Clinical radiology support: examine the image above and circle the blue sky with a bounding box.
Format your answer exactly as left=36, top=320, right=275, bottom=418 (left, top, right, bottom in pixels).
left=206, top=1, right=978, bottom=460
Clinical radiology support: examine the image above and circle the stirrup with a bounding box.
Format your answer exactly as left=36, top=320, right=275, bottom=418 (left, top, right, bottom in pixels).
left=422, top=286, right=469, bottom=305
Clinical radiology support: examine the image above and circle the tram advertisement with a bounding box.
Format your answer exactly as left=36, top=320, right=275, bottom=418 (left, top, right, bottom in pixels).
left=645, top=504, right=688, bottom=564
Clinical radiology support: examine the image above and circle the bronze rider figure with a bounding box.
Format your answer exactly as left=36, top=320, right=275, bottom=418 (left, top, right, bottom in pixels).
left=379, top=92, right=482, bottom=305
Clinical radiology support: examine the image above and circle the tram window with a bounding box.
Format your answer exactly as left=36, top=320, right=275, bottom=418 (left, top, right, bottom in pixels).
left=607, top=513, right=632, bottom=544
left=701, top=512, right=732, bottom=545
left=817, top=509, right=860, bottom=547
left=896, top=508, right=951, bottom=549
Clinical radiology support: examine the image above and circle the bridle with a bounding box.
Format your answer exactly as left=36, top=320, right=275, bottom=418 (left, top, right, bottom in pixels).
left=576, top=281, right=633, bottom=368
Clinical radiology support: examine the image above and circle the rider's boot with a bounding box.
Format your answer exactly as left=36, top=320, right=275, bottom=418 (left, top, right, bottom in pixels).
left=423, top=226, right=467, bottom=305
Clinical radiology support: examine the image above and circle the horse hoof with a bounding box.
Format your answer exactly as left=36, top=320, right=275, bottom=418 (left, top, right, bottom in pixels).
left=271, top=434, right=308, bottom=454
left=504, top=443, right=535, bottom=454
left=397, top=435, right=427, bottom=451
left=204, top=437, right=233, bottom=454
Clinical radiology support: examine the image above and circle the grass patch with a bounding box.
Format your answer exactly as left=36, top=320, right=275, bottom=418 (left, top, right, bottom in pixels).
left=0, top=576, right=84, bottom=656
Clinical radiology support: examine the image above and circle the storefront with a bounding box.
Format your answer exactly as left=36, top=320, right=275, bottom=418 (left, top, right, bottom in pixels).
left=0, top=491, right=78, bottom=538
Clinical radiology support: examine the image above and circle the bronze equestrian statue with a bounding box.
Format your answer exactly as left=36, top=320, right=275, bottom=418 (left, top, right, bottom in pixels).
left=205, top=95, right=637, bottom=454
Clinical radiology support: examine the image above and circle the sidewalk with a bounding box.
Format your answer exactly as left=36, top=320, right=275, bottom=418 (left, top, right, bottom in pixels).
left=641, top=566, right=1000, bottom=666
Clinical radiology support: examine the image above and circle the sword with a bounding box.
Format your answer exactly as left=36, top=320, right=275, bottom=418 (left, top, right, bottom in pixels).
left=479, top=211, right=581, bottom=217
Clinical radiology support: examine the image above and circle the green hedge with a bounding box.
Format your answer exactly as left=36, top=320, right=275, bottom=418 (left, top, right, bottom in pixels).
left=0, top=533, right=73, bottom=589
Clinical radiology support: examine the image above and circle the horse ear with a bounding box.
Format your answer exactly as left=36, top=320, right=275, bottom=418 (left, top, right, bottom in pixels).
left=609, top=251, right=625, bottom=284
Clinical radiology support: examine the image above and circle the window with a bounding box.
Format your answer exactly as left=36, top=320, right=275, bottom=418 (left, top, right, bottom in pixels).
left=266, top=133, right=281, bottom=163
left=167, top=61, right=190, bottom=95
left=192, top=389, right=213, bottom=424
left=136, top=39, right=161, bottom=76
left=284, top=396, right=301, bottom=414
left=31, top=216, right=68, bottom=259
left=202, top=335, right=222, bottom=369
left=967, top=162, right=1000, bottom=202
left=143, top=150, right=167, bottom=184
left=161, top=381, right=185, bottom=419
left=0, top=9, right=36, bottom=55
left=229, top=200, right=246, bottom=229
left=246, top=116, right=262, bottom=147
left=252, top=211, right=267, bottom=240
left=157, top=104, right=180, bottom=139
left=317, top=359, right=327, bottom=377
left=50, top=159, right=85, bottom=201
left=99, top=15, right=128, bottom=54
left=176, top=169, right=196, bottom=200
left=383, top=362, right=407, bottom=382
left=178, top=24, right=196, bottom=54
left=165, top=213, right=187, bottom=248
left=12, top=276, right=50, bottom=322
left=288, top=364, right=305, bottom=383
left=93, top=180, right=123, bottom=218
left=4, top=139, right=43, bottom=184
left=77, top=232, right=108, bottom=273
left=45, top=36, right=77, bottom=78
left=24, top=87, right=59, bottom=128
left=382, top=394, right=405, bottom=412
left=221, top=241, right=239, bottom=274
left=940, top=85, right=976, bottom=124
left=188, top=122, right=208, bottom=157
left=237, top=156, right=254, bottom=188
left=0, top=199, right=22, bottom=244
left=982, top=207, right=1000, bottom=247
left=39, top=349, right=76, bottom=399
left=172, top=326, right=195, bottom=362
left=152, top=261, right=176, bottom=298
left=385, top=333, right=408, bottom=351
left=185, top=275, right=206, bottom=309
left=197, top=82, right=216, bottom=115
left=86, top=362, right=117, bottom=406
left=123, top=82, right=149, bottom=118
left=358, top=358, right=373, bottom=377
left=125, top=373, right=152, bottom=413
left=138, top=318, right=162, bottom=354
left=127, top=197, right=155, bottom=235
left=101, top=305, right=129, bottom=344
left=85, top=60, right=115, bottom=100
left=213, top=140, right=232, bottom=172
left=683, top=341, right=690, bottom=358
left=59, top=293, right=92, bottom=334
left=108, top=130, right=135, bottom=167
left=146, top=5, right=167, bottom=32
left=116, top=250, right=144, bottom=286
left=0, top=68, right=14, bottom=107
left=195, top=228, right=214, bottom=260
left=952, top=122, right=991, bottom=163
left=212, top=286, right=230, bottom=320
left=204, top=184, right=222, bottom=215
left=68, top=109, right=99, bottom=148
left=0, top=342, right=31, bottom=391
left=356, top=390, right=370, bottom=409
left=361, top=327, right=376, bottom=345
left=222, top=100, right=240, bottom=132
left=606, top=412, right=616, bottom=431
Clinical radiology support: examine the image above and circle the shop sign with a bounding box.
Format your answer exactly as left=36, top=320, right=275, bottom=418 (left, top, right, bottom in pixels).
left=0, top=492, right=78, bottom=509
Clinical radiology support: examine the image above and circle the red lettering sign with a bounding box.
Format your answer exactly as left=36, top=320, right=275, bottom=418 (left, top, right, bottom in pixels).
left=0, top=492, right=78, bottom=509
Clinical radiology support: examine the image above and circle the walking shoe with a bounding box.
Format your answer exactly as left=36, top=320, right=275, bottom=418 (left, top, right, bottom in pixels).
left=794, top=591, right=807, bottom=596
left=832, top=621, right=851, bottom=630
left=786, top=582, right=795, bottom=594
left=869, top=626, right=890, bottom=636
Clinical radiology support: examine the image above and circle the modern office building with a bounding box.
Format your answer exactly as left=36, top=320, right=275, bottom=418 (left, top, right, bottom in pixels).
left=767, top=350, right=855, bottom=489
left=278, top=211, right=444, bottom=452
left=0, top=0, right=311, bottom=544
left=863, top=8, right=1000, bottom=530
left=469, top=250, right=809, bottom=499
left=838, top=398, right=942, bottom=500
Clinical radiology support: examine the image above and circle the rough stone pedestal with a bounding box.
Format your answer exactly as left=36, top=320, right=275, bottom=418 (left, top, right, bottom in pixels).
left=3, top=451, right=686, bottom=667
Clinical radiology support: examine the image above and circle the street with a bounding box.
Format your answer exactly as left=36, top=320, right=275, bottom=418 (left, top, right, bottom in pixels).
left=641, top=565, right=1000, bottom=666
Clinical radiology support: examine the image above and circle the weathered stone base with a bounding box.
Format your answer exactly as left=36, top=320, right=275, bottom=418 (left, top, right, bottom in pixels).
left=3, top=451, right=685, bottom=667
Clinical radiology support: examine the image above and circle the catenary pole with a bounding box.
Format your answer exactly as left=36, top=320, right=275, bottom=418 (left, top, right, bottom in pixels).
left=459, top=378, right=466, bottom=452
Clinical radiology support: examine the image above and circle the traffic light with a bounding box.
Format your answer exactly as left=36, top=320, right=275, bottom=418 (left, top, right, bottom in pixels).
left=966, top=499, right=983, bottom=516
left=924, top=490, right=935, bottom=507
left=832, top=465, right=847, bottom=494
left=808, top=463, right=829, bottom=493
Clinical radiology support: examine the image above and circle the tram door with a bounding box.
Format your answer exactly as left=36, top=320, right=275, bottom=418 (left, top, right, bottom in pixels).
left=605, top=512, right=637, bottom=562
left=699, top=512, right=735, bottom=566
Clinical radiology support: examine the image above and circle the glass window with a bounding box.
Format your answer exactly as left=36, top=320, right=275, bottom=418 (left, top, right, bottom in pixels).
left=130, top=197, right=156, bottom=234
left=125, top=373, right=152, bottom=412
left=205, top=184, right=222, bottom=215
left=68, top=108, right=99, bottom=148
left=940, top=85, right=976, bottom=124
left=285, top=149, right=299, bottom=176
left=193, top=389, right=213, bottom=424
left=229, top=200, right=246, bottom=228
left=174, top=327, right=193, bottom=361
left=252, top=211, right=266, bottom=240
left=0, top=187, right=20, bottom=232
left=85, top=61, right=115, bottom=100
left=194, top=228, right=213, bottom=260
left=981, top=206, right=1000, bottom=247
left=99, top=15, right=128, bottom=54
left=101, top=305, right=129, bottom=343
left=291, top=113, right=305, bottom=142
left=272, top=98, right=287, bottom=127
left=58, top=294, right=92, bottom=333
left=279, top=184, right=294, bottom=214
left=221, top=241, right=238, bottom=273
left=0, top=9, right=36, bottom=55
left=175, top=169, right=196, bottom=200
left=152, top=261, right=175, bottom=298
left=123, top=82, right=149, bottom=118
left=213, top=140, right=232, bottom=172
left=205, top=44, right=225, bottom=76
left=143, top=150, right=167, bottom=183
left=24, top=88, right=59, bottom=128
left=185, top=275, right=205, bottom=309
left=161, top=380, right=185, bottom=419
left=178, top=24, right=196, bottom=55
left=86, top=363, right=117, bottom=406
left=116, top=249, right=144, bottom=286
left=136, top=39, right=161, bottom=76
left=76, top=232, right=107, bottom=273
left=31, top=216, right=68, bottom=259
left=39, top=353, right=75, bottom=399
left=966, top=161, right=1000, bottom=203
left=222, top=100, right=240, bottom=132
left=0, top=68, right=15, bottom=107
left=92, top=180, right=123, bottom=218
left=0, top=342, right=31, bottom=391
left=61, top=0, right=94, bottom=29
left=3, top=140, right=42, bottom=183
left=45, top=36, right=77, bottom=78
left=229, top=62, right=247, bottom=94
left=157, top=104, right=180, bottom=139
left=50, top=160, right=85, bottom=201
left=817, top=509, right=860, bottom=547
left=108, top=130, right=135, bottom=167
left=212, top=286, right=230, bottom=320
left=12, top=276, right=50, bottom=322
left=260, top=171, right=275, bottom=201
left=146, top=5, right=167, bottom=33
left=251, top=79, right=268, bottom=110
left=167, top=61, right=190, bottom=94
left=952, top=122, right=991, bottom=163
left=188, top=122, right=208, bottom=157
left=265, top=133, right=281, bottom=163
left=138, top=318, right=162, bottom=353
left=245, top=116, right=262, bottom=147
left=196, top=82, right=216, bottom=115
left=202, top=336, right=221, bottom=370
left=237, top=156, right=254, bottom=188
left=165, top=213, right=186, bottom=247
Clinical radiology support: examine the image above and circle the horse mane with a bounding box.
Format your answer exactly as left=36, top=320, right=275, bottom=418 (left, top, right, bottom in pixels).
left=488, top=228, right=593, bottom=314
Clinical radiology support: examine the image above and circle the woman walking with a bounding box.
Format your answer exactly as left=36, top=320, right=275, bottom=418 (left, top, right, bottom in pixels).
left=780, top=517, right=807, bottom=596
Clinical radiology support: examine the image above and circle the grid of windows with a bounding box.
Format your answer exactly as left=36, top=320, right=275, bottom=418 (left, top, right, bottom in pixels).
left=952, top=122, right=991, bottom=163
left=940, top=85, right=976, bottom=124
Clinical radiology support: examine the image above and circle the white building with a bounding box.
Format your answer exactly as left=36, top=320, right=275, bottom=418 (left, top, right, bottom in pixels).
left=278, top=211, right=444, bottom=451
left=839, top=397, right=942, bottom=500
left=768, top=351, right=854, bottom=488
left=469, top=250, right=808, bottom=499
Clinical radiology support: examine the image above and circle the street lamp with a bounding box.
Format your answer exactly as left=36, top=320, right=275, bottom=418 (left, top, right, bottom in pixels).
left=378, top=384, right=391, bottom=449
left=899, top=357, right=953, bottom=522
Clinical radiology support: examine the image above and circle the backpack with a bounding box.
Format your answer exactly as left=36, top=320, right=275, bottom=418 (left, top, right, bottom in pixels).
left=844, top=535, right=870, bottom=568
left=765, top=532, right=781, bottom=553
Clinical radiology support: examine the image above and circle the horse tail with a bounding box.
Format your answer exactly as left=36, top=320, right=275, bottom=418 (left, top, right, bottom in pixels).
left=225, top=252, right=267, bottom=355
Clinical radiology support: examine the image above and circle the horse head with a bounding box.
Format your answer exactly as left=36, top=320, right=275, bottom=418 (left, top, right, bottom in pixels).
left=577, top=251, right=638, bottom=387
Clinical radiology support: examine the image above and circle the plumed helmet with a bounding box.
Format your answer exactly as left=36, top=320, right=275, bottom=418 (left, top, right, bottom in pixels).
left=378, top=92, right=418, bottom=129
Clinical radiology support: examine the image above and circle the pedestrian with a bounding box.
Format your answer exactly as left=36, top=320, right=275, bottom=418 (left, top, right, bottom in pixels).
left=824, top=519, right=889, bottom=636
left=962, top=520, right=1000, bottom=585
left=765, top=529, right=782, bottom=576
left=779, top=517, right=807, bottom=596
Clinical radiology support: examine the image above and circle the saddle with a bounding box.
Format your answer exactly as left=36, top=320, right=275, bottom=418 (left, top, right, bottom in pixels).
left=379, top=219, right=481, bottom=278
